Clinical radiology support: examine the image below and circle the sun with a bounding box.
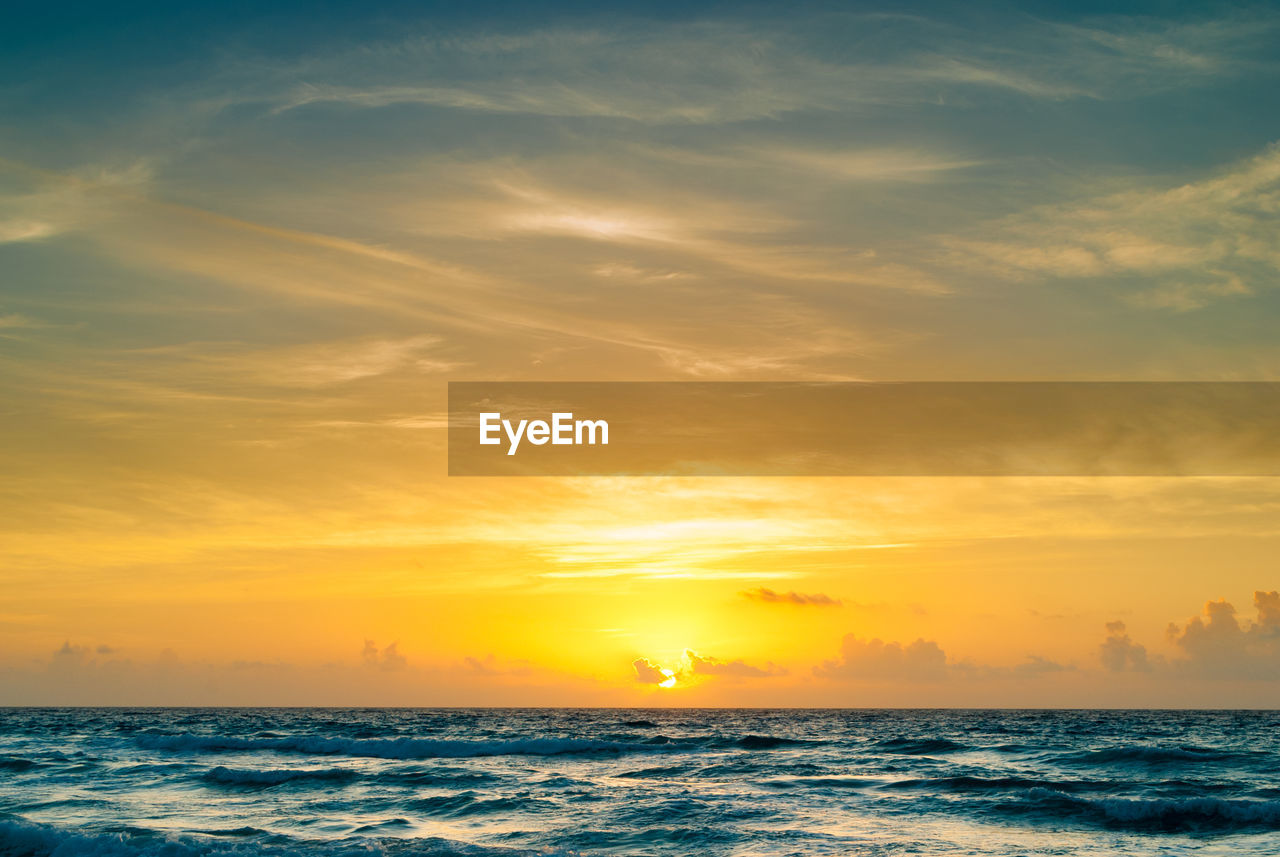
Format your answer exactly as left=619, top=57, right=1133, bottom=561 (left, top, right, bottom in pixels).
left=658, top=668, right=677, bottom=689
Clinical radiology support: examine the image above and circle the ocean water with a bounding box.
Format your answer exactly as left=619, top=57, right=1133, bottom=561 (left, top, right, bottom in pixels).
left=1, top=709, right=1278, bottom=856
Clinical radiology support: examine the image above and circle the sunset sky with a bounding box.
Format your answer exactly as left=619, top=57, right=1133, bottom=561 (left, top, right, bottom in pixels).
left=3, top=0, right=1280, bottom=706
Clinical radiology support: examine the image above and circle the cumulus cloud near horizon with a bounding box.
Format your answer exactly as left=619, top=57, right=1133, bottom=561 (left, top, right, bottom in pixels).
left=1166, top=590, right=1280, bottom=679
left=632, top=657, right=669, bottom=685
left=684, top=649, right=787, bottom=679
left=1099, top=620, right=1154, bottom=673
left=362, top=639, right=407, bottom=671
left=816, top=634, right=949, bottom=681
left=1097, top=590, right=1280, bottom=679
left=464, top=653, right=534, bottom=677
left=632, top=650, right=786, bottom=686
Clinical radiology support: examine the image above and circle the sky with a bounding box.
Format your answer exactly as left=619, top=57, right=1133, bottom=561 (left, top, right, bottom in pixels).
left=2, top=0, right=1280, bottom=706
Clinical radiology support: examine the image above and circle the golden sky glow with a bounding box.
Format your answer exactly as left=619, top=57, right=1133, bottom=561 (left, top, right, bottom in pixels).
left=2, top=5, right=1280, bottom=706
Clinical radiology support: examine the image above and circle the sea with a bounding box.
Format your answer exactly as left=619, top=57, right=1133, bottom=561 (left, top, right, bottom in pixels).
left=1, top=708, right=1278, bottom=856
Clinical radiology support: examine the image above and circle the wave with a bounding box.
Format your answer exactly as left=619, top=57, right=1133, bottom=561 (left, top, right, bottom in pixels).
left=7, top=798, right=115, bottom=813
left=201, top=766, right=360, bottom=787
left=198, top=826, right=275, bottom=837
left=1010, top=790, right=1280, bottom=832
left=873, top=737, right=966, bottom=755
left=884, top=775, right=1106, bottom=794
left=114, top=762, right=196, bottom=777
left=407, top=792, right=560, bottom=819
left=0, top=816, right=550, bottom=857
left=614, top=764, right=694, bottom=779
left=137, top=733, right=677, bottom=760
left=761, top=776, right=882, bottom=791
left=0, top=756, right=40, bottom=773
left=730, top=735, right=812, bottom=750
left=1053, top=745, right=1250, bottom=766
left=382, top=767, right=506, bottom=787
left=351, top=819, right=412, bottom=834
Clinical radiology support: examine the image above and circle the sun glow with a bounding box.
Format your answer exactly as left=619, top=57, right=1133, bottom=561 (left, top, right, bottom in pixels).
left=658, top=668, right=677, bottom=689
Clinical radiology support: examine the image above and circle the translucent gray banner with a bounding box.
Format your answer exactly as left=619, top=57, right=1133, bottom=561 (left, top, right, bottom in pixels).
left=447, top=382, right=1280, bottom=476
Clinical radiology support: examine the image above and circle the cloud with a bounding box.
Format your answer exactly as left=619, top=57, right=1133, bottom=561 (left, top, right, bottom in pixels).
left=1259, top=590, right=1280, bottom=626
left=815, top=636, right=1072, bottom=683
left=474, top=173, right=949, bottom=294
left=947, top=143, right=1280, bottom=309
left=201, top=335, right=456, bottom=387
left=815, top=634, right=948, bottom=681
left=684, top=649, right=786, bottom=679
left=633, top=650, right=786, bottom=686
left=0, top=313, right=51, bottom=330
left=945, top=654, right=1076, bottom=681
left=743, top=587, right=842, bottom=607
left=1010, top=655, right=1073, bottom=678
left=2, top=644, right=614, bottom=706
left=379, top=643, right=407, bottom=671
left=23, top=155, right=885, bottom=380
left=1094, top=591, right=1280, bottom=680
left=246, top=13, right=1270, bottom=125
left=46, top=641, right=122, bottom=667
left=0, top=219, right=58, bottom=243
left=632, top=657, right=669, bottom=685
left=361, top=640, right=407, bottom=671
left=1165, top=591, right=1280, bottom=679
left=0, top=159, right=152, bottom=244
left=464, top=654, right=533, bottom=677
left=228, top=659, right=289, bottom=671
left=53, top=641, right=90, bottom=661
left=258, top=24, right=967, bottom=123
left=1099, top=620, right=1153, bottom=672
left=751, top=147, right=983, bottom=182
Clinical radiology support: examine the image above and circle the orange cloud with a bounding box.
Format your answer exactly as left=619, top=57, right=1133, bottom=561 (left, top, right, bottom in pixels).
left=632, top=657, right=668, bottom=685
left=743, top=587, right=842, bottom=607
left=1165, top=591, right=1280, bottom=679
left=684, top=649, right=786, bottom=679
left=1099, top=621, right=1153, bottom=672
left=816, top=635, right=948, bottom=681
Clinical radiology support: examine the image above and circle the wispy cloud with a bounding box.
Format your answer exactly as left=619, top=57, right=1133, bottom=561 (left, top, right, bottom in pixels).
left=463, top=653, right=534, bottom=677
left=947, top=143, right=1280, bottom=309
left=747, top=146, right=983, bottom=182
left=0, top=159, right=152, bottom=244
left=197, top=335, right=457, bottom=387
left=246, top=14, right=1272, bottom=123
left=743, top=587, right=842, bottom=607
left=0, top=313, right=43, bottom=328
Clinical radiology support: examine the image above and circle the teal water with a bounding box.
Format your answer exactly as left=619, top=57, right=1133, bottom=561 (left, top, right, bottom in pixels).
left=2, top=708, right=1278, bottom=855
